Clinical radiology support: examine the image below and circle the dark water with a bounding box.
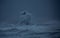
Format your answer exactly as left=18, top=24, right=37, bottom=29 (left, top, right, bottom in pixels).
left=0, top=23, right=60, bottom=38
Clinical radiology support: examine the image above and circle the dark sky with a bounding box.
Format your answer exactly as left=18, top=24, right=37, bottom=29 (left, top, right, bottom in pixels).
left=0, top=0, right=60, bottom=24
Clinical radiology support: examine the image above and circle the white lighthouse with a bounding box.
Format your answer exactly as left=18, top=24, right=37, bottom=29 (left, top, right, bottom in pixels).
left=18, top=10, right=32, bottom=25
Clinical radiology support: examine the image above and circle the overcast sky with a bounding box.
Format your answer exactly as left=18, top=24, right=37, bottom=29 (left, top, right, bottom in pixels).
left=0, top=0, right=60, bottom=24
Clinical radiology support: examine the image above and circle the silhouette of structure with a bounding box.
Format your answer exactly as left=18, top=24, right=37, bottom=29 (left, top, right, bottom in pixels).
left=18, top=10, right=32, bottom=25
